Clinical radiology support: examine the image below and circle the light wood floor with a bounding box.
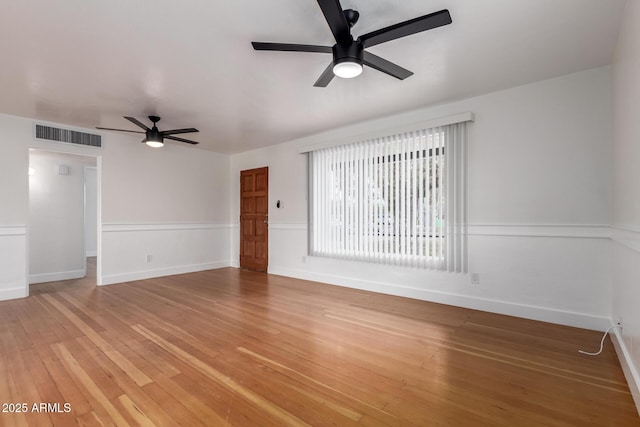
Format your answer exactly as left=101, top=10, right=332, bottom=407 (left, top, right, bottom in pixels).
left=1, top=260, right=638, bottom=426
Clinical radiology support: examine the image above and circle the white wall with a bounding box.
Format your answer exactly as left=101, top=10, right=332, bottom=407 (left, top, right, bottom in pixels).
left=99, top=129, right=232, bottom=285
left=28, top=150, right=94, bottom=283
left=0, top=113, right=233, bottom=299
left=85, top=166, right=98, bottom=257
left=0, top=115, right=30, bottom=299
left=612, top=0, right=640, bottom=413
left=231, top=66, right=613, bottom=330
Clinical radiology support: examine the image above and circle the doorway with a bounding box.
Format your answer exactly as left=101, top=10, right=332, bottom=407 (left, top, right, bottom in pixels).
left=240, top=167, right=268, bottom=272
left=28, top=149, right=99, bottom=292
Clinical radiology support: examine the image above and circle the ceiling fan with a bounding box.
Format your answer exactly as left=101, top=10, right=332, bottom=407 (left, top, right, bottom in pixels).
left=96, top=116, right=199, bottom=147
left=252, top=0, right=452, bottom=87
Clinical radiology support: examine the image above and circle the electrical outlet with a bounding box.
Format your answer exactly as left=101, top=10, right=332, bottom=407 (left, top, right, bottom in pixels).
left=301, top=256, right=306, bottom=263
left=146, top=254, right=153, bottom=263
left=471, top=273, right=480, bottom=285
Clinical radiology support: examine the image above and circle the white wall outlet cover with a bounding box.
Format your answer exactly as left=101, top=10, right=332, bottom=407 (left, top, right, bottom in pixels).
left=58, top=165, right=70, bottom=175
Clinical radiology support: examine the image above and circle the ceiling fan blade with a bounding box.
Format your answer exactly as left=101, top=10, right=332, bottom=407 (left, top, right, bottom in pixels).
left=317, top=0, right=352, bottom=45
left=124, top=116, right=151, bottom=131
left=358, top=9, right=452, bottom=48
left=252, top=42, right=332, bottom=54
left=96, top=127, right=145, bottom=134
left=313, top=63, right=336, bottom=87
left=161, top=128, right=199, bottom=136
left=363, top=51, right=413, bottom=80
left=165, top=135, right=199, bottom=145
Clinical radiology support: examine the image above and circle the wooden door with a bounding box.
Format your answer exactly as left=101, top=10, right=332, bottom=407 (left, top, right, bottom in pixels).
left=240, top=167, right=268, bottom=271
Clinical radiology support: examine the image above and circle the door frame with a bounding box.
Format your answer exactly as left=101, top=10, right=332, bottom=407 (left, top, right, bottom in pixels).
left=26, top=146, right=102, bottom=295
left=239, top=166, right=269, bottom=272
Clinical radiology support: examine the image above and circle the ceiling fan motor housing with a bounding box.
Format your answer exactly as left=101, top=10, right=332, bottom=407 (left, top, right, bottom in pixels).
left=333, top=41, right=364, bottom=66
left=146, top=127, right=163, bottom=143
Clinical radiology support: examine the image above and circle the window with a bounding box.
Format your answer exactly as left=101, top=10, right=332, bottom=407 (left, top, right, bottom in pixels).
left=309, top=122, right=467, bottom=271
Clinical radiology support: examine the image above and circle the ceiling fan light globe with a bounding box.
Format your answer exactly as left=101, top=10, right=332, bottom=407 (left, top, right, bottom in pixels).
left=145, top=140, right=164, bottom=148
left=333, top=61, right=363, bottom=79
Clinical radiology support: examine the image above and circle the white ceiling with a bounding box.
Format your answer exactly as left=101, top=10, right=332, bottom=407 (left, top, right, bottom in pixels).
left=0, top=0, right=626, bottom=154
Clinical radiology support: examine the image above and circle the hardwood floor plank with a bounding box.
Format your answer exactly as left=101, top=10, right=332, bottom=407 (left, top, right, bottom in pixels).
left=0, top=322, right=19, bottom=357
left=234, top=347, right=365, bottom=423
left=114, top=395, right=156, bottom=427
left=131, top=324, right=310, bottom=426
left=0, top=262, right=636, bottom=426
left=454, top=320, right=626, bottom=379
left=51, top=342, right=129, bottom=426
left=0, top=353, right=29, bottom=427
left=7, top=350, right=54, bottom=427
left=235, top=345, right=394, bottom=422
left=143, top=373, right=228, bottom=427
left=129, top=339, right=181, bottom=379
left=20, top=348, right=73, bottom=424
left=35, top=344, right=95, bottom=417
left=75, top=410, right=109, bottom=427
left=55, top=289, right=183, bottom=379
left=30, top=295, right=84, bottom=343
left=74, top=336, right=178, bottom=427
left=40, top=294, right=152, bottom=387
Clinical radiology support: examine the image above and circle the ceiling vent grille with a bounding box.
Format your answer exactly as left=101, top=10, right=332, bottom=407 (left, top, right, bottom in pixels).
left=35, top=124, right=102, bottom=148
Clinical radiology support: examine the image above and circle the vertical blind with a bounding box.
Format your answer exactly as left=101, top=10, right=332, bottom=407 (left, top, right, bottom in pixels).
left=309, top=122, right=467, bottom=271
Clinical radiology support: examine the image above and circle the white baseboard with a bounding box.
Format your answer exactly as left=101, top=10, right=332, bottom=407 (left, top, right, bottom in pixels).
left=86, top=250, right=97, bottom=257
left=611, top=325, right=640, bottom=416
left=0, top=284, right=28, bottom=301
left=101, top=260, right=232, bottom=286
left=267, top=265, right=611, bottom=331
left=29, top=269, right=86, bottom=284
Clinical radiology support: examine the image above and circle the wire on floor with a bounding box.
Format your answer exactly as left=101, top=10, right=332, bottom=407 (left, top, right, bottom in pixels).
left=578, top=325, right=620, bottom=356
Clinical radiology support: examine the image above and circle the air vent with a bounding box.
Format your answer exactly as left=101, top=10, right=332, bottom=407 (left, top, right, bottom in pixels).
left=35, top=124, right=102, bottom=148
